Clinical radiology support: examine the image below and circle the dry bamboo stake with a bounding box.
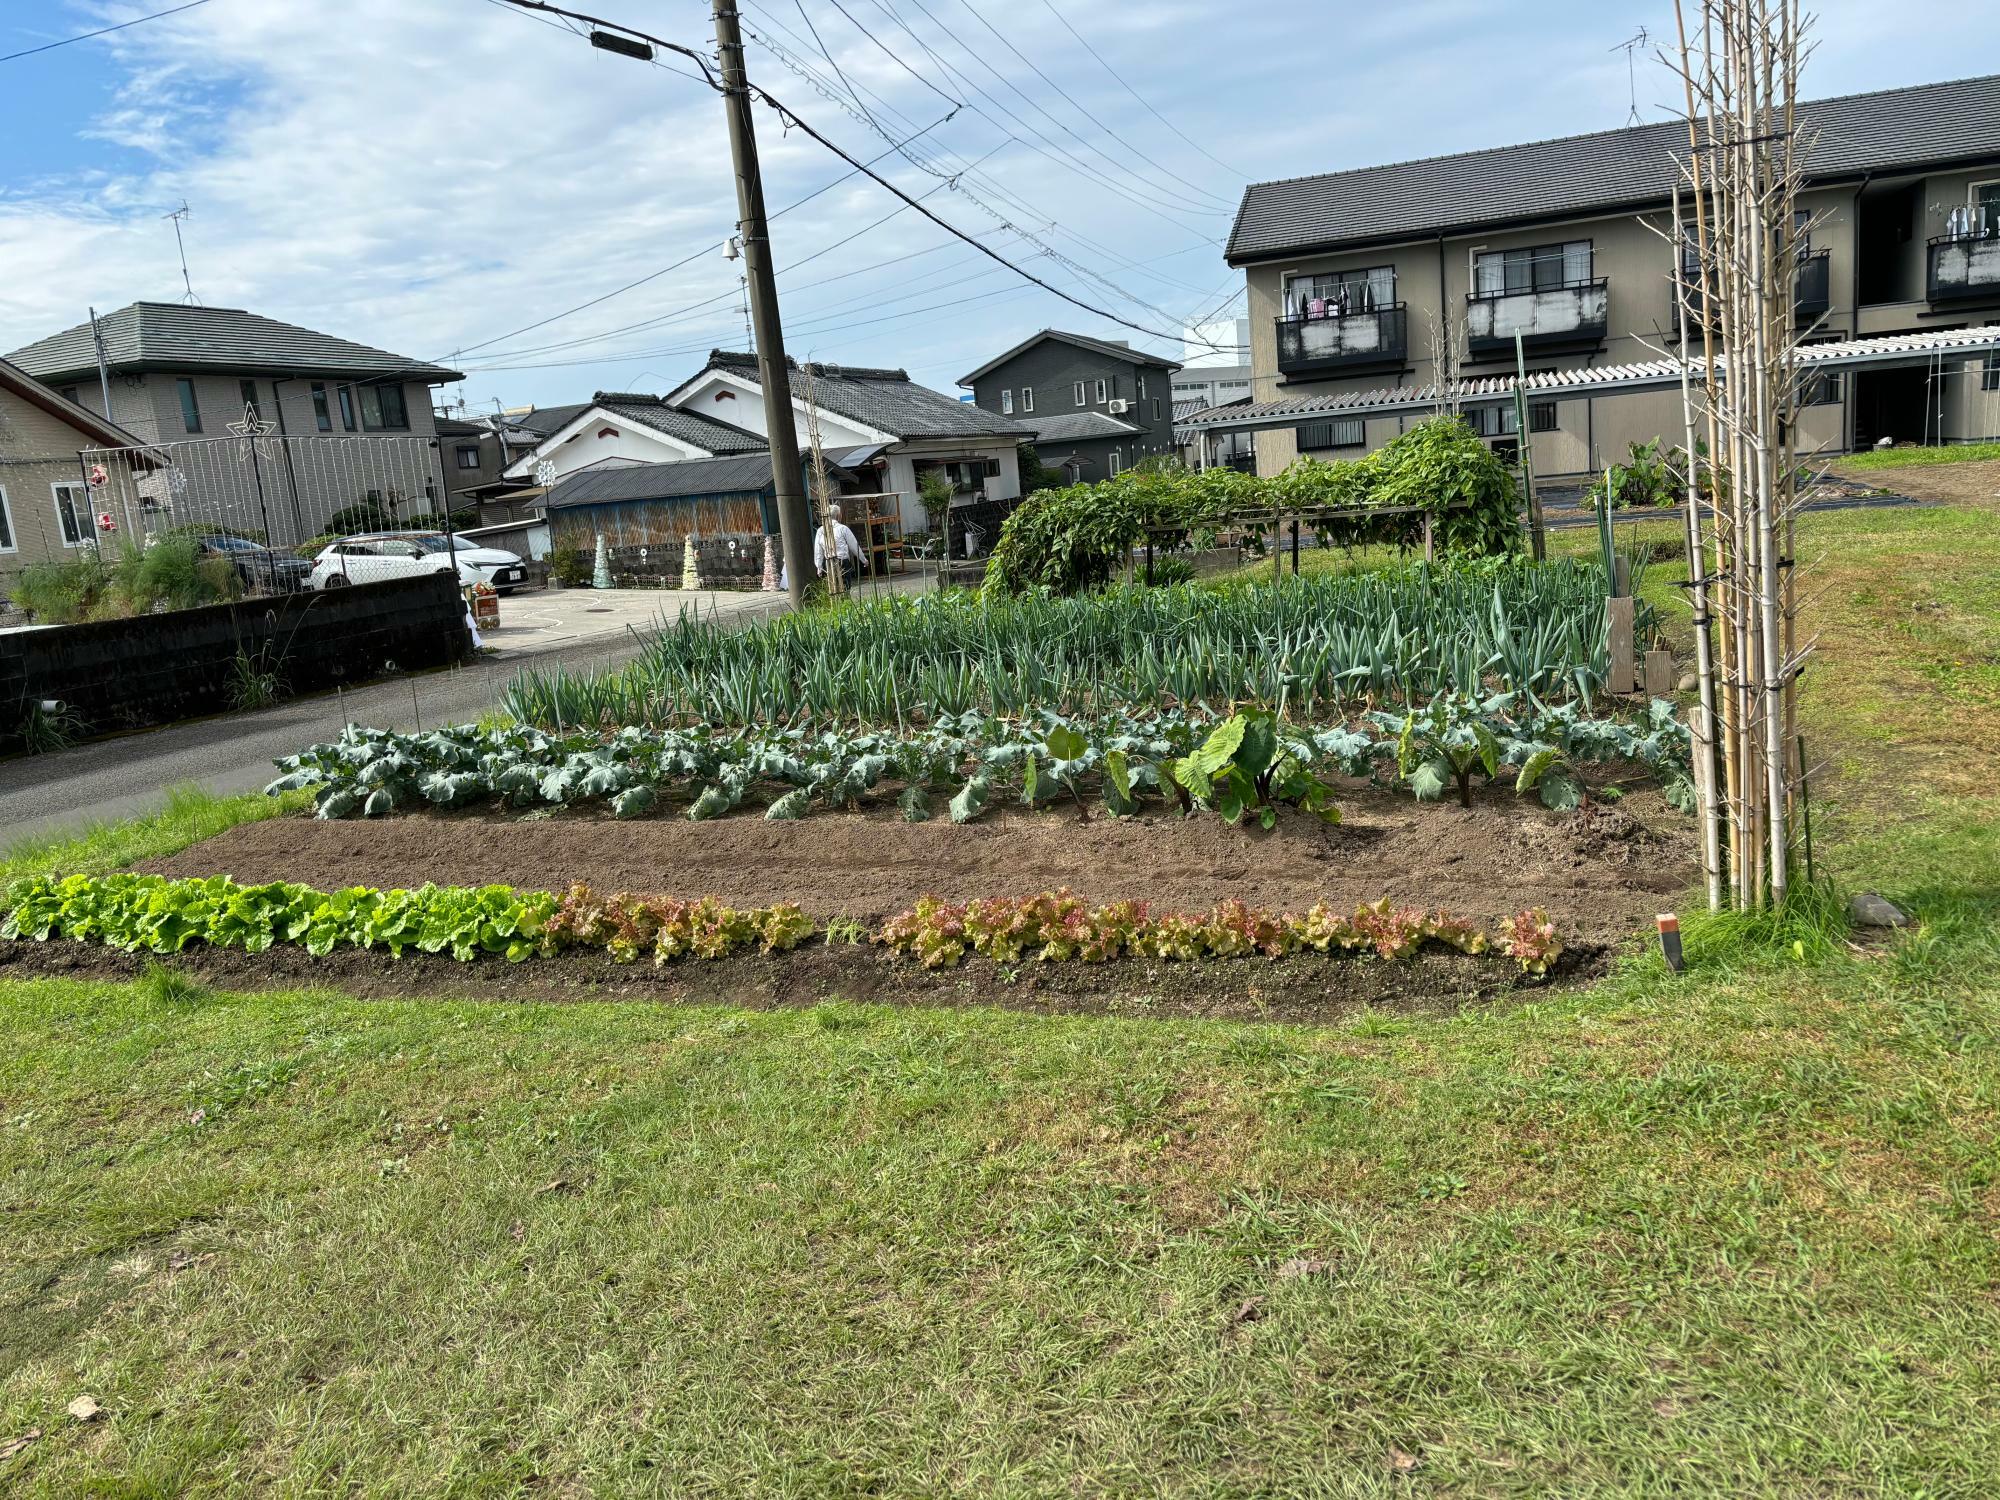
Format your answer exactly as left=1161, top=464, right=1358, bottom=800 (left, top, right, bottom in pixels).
left=1670, top=173, right=1725, bottom=909
left=798, top=364, right=843, bottom=601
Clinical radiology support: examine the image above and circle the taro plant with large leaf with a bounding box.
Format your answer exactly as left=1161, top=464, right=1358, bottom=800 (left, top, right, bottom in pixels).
left=1167, top=706, right=1340, bottom=829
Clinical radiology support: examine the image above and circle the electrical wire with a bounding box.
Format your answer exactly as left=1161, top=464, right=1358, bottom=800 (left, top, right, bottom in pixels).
left=0, top=0, right=213, bottom=64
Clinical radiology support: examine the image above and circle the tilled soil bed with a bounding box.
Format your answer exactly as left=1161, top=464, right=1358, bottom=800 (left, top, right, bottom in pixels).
left=137, top=786, right=1694, bottom=949
left=0, top=933, right=1601, bottom=1026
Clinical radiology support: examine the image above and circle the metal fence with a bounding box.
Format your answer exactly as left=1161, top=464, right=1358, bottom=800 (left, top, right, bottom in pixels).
left=77, top=432, right=457, bottom=597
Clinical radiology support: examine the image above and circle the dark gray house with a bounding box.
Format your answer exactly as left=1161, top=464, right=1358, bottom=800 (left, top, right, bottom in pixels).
left=957, top=330, right=1180, bottom=482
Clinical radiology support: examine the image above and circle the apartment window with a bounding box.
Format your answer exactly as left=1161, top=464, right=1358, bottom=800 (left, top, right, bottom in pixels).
left=1000, top=388, right=1014, bottom=415
left=1287, top=266, right=1396, bottom=318
left=456, top=444, right=482, bottom=469
left=1094, top=378, right=1108, bottom=403
left=238, top=378, right=261, bottom=419
left=311, top=382, right=333, bottom=431
left=1798, top=370, right=1843, bottom=406
left=359, top=382, right=408, bottom=431
left=1473, top=241, right=1594, bottom=296
left=1152, top=398, right=1160, bottom=421
left=1983, top=347, right=2000, bottom=394
left=59, top=386, right=79, bottom=405
left=1974, top=182, right=2000, bottom=236
left=176, top=376, right=202, bottom=433
left=52, top=481, right=88, bottom=547
left=1108, top=449, right=1122, bottom=475
left=337, top=384, right=358, bottom=431
left=1137, top=374, right=1147, bottom=400
left=0, top=486, right=15, bottom=553
left=1530, top=401, right=1558, bottom=432
left=1021, top=386, right=1034, bottom=413
left=1297, top=417, right=1365, bottom=452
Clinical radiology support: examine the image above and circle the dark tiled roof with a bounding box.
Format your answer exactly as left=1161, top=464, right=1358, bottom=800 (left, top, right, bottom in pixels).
left=512, top=401, right=593, bottom=437
left=697, top=350, right=1034, bottom=441
left=590, top=392, right=766, bottom=454
left=956, top=328, right=1182, bottom=386
left=1228, top=73, right=2000, bottom=263
left=1171, top=398, right=1208, bottom=422
left=544, top=454, right=776, bottom=509
left=5, top=302, right=463, bottom=384
left=1023, top=410, right=1142, bottom=443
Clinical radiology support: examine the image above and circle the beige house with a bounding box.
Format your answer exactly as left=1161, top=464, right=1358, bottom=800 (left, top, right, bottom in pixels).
left=0, top=356, right=155, bottom=593
left=1215, top=74, right=2000, bottom=478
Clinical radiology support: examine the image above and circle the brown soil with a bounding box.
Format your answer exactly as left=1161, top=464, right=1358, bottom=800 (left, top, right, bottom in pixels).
left=0, top=933, right=1600, bottom=1027
left=137, top=785, right=1695, bottom=948
left=1834, top=455, right=2000, bottom=512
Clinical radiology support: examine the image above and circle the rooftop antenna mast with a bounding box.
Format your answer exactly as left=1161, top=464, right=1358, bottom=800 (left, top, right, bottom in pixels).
left=163, top=200, right=199, bottom=304
left=1611, top=28, right=1650, bottom=127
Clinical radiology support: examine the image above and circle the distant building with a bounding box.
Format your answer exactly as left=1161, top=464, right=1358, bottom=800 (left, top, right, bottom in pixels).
left=957, top=329, right=1180, bottom=482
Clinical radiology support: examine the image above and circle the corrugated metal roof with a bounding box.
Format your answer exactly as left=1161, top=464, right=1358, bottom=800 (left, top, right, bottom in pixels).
left=1228, top=73, right=2000, bottom=263
left=1179, top=326, right=2000, bottom=432
left=544, top=454, right=778, bottom=509
left=956, top=328, right=1182, bottom=386
left=5, top=302, right=463, bottom=384
left=699, top=350, right=1035, bottom=440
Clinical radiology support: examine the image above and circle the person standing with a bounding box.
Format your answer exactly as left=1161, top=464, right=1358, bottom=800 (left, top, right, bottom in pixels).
left=814, top=503, right=864, bottom=591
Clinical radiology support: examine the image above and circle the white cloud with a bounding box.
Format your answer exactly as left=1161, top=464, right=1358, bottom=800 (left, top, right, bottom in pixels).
left=2, top=0, right=1995, bottom=409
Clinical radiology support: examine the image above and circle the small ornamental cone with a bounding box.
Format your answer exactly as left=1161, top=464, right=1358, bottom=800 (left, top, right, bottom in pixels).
left=591, top=532, right=612, bottom=590
left=681, top=533, right=700, bottom=591
left=761, top=534, right=781, bottom=591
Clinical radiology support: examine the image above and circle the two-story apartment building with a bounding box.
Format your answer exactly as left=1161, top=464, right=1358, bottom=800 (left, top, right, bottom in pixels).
left=957, top=330, right=1180, bottom=481
left=1219, top=74, right=2000, bottom=479
left=4, top=302, right=463, bottom=544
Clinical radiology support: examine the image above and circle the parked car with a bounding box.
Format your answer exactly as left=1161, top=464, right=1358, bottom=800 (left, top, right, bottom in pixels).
left=308, top=536, right=481, bottom=591
left=193, top=533, right=312, bottom=594
left=405, top=532, right=528, bottom=593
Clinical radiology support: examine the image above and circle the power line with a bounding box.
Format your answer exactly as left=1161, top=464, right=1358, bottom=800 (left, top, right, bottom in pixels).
left=443, top=109, right=957, bottom=361
left=1036, top=0, right=1248, bottom=181
left=480, top=0, right=1238, bottom=360
left=0, top=0, right=213, bottom=64
left=945, top=0, right=1235, bottom=211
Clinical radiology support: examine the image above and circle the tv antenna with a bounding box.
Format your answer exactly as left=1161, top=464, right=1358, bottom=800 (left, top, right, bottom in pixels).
left=1610, top=28, right=1650, bottom=127
left=163, top=200, right=199, bottom=304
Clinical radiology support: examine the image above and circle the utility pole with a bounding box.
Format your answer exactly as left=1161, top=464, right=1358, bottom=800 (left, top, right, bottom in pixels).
left=713, top=0, right=813, bottom=607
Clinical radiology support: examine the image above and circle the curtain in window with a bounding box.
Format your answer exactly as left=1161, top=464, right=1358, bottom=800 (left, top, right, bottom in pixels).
left=1562, top=241, right=1592, bottom=286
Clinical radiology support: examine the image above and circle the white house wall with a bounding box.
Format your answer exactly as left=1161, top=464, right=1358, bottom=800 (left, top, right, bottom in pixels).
left=507, top=413, right=710, bottom=483
left=672, top=372, right=881, bottom=448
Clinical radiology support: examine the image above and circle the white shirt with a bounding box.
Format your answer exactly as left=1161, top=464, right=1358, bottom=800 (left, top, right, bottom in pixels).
left=814, top=521, right=861, bottom=573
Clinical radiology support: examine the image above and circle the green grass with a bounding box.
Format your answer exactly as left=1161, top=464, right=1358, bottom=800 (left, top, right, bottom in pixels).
left=0, top=784, right=311, bottom=886
left=4, top=498, right=1999, bottom=1493
left=1834, top=440, right=2000, bottom=470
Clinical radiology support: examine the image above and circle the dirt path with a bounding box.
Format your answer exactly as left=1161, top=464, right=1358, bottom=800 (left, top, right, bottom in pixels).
left=139, top=787, right=1696, bottom=948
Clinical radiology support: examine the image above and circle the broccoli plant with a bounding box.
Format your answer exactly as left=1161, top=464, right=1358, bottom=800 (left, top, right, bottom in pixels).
left=1372, top=692, right=1505, bottom=809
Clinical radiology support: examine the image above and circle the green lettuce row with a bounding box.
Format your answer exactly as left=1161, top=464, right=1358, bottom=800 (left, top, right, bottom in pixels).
left=3, top=874, right=1563, bottom=976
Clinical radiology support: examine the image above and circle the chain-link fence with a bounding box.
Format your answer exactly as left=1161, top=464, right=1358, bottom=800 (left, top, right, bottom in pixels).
left=76, top=432, right=464, bottom=597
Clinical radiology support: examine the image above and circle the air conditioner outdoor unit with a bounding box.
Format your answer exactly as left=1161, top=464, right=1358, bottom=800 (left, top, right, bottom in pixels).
left=1106, top=398, right=1130, bottom=414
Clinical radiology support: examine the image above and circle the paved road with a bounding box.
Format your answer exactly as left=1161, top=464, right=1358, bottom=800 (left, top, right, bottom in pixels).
left=0, top=629, right=682, bottom=845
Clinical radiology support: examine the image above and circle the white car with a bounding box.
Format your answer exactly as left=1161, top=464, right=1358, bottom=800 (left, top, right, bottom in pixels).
left=309, top=533, right=526, bottom=592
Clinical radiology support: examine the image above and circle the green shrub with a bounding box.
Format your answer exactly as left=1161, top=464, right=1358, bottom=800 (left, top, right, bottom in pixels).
left=1145, top=556, right=1197, bottom=587
left=984, top=417, right=1521, bottom=595
left=550, top=547, right=591, bottom=587
left=9, top=553, right=110, bottom=623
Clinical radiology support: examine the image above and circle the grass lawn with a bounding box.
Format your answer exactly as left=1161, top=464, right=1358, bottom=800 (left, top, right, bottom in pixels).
left=4, top=498, right=2000, bottom=1494
left=1833, top=440, right=2000, bottom=471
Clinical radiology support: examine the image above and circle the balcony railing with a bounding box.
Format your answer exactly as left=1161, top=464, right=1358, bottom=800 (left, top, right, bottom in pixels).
left=1672, top=249, right=1830, bottom=337
left=1275, top=304, right=1408, bottom=379
left=1928, top=230, right=2000, bottom=304
left=1465, top=278, right=1608, bottom=357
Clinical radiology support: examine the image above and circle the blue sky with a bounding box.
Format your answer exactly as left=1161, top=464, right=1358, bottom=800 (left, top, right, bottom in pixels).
left=2, top=0, right=1996, bottom=414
